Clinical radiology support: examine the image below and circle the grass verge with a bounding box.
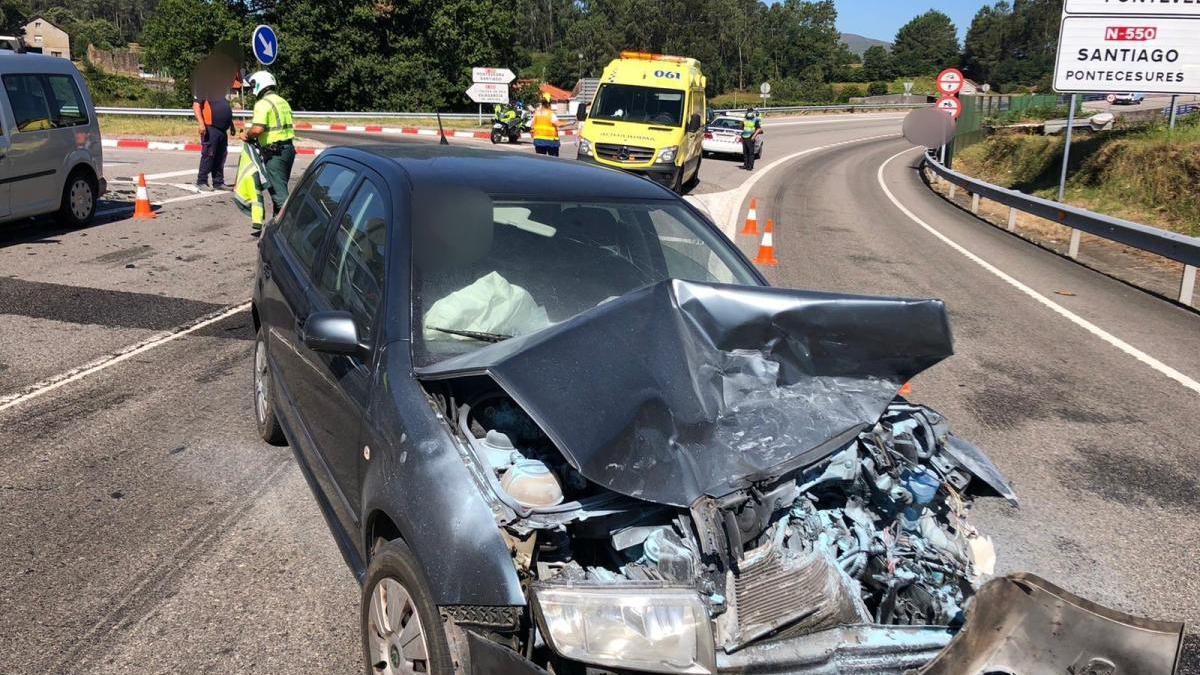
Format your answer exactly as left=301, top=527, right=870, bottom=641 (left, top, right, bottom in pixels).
left=953, top=119, right=1200, bottom=237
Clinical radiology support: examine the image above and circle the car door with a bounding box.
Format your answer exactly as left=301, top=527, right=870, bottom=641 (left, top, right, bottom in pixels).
left=260, top=160, right=359, bottom=518
left=1, top=74, right=59, bottom=215
left=307, top=174, right=390, bottom=516
left=0, top=100, right=11, bottom=220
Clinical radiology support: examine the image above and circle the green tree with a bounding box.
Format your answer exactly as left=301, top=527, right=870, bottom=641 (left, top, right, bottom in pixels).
left=962, top=0, right=1061, bottom=89
left=891, top=10, right=959, bottom=76
left=861, top=45, right=893, bottom=81
left=141, top=0, right=238, bottom=98
left=1, top=0, right=27, bottom=35
left=867, top=81, right=888, bottom=96
left=71, top=18, right=123, bottom=58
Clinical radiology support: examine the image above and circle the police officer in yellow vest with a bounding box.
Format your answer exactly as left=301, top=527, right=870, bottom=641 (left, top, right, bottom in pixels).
left=531, top=93, right=566, bottom=157
left=741, top=108, right=763, bottom=171
left=239, top=71, right=295, bottom=210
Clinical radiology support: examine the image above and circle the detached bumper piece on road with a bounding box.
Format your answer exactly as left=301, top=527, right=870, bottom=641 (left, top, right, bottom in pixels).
left=921, top=573, right=1184, bottom=675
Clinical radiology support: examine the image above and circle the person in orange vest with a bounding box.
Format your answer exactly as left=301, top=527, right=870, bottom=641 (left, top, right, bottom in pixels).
left=192, top=89, right=234, bottom=191
left=531, top=92, right=567, bottom=156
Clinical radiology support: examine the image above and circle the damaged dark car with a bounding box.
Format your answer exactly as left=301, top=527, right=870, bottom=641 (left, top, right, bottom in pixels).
left=250, top=145, right=1184, bottom=674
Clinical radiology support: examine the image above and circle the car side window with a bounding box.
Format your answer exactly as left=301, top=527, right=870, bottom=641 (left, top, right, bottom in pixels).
left=3, top=74, right=53, bottom=132
left=317, top=181, right=388, bottom=339
left=277, top=163, right=357, bottom=274
left=43, top=75, right=89, bottom=128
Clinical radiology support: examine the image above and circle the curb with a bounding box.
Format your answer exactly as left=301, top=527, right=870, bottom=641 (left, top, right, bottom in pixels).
left=102, top=138, right=323, bottom=155
left=291, top=122, right=576, bottom=139
left=101, top=124, right=577, bottom=153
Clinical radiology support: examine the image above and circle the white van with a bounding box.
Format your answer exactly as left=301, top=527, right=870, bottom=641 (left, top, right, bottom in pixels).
left=0, top=52, right=105, bottom=226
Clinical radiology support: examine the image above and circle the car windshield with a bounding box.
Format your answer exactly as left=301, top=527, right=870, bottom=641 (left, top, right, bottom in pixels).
left=412, top=193, right=757, bottom=365
left=590, top=84, right=685, bottom=127
left=710, top=118, right=743, bottom=130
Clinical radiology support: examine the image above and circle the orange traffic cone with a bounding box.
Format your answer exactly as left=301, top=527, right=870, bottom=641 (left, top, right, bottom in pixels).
left=133, top=173, right=155, bottom=220
left=741, top=197, right=759, bottom=235
left=754, top=219, right=778, bottom=267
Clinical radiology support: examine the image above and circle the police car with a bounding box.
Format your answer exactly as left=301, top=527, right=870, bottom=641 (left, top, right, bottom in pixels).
left=702, top=113, right=762, bottom=159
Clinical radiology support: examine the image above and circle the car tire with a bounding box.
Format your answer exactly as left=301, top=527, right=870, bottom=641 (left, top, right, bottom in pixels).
left=58, top=169, right=97, bottom=228
left=671, top=167, right=685, bottom=194
left=755, top=144, right=762, bottom=160
left=253, top=326, right=286, bottom=445
left=362, top=538, right=457, bottom=675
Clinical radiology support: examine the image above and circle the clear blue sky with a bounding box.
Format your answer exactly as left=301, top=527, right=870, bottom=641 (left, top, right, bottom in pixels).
left=833, top=1, right=989, bottom=41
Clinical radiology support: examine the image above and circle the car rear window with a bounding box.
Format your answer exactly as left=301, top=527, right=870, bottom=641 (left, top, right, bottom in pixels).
left=710, top=118, right=742, bottom=130
left=44, top=75, right=89, bottom=127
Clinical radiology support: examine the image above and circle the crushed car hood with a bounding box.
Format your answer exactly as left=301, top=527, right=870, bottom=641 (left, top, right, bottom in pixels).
left=417, top=279, right=954, bottom=507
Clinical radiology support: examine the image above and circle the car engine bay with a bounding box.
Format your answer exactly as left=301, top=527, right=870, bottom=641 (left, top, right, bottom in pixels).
left=424, top=373, right=1005, bottom=666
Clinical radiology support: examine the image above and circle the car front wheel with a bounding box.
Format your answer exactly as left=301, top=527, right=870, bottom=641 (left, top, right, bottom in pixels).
left=253, top=326, right=286, bottom=445
left=362, top=539, right=456, bottom=675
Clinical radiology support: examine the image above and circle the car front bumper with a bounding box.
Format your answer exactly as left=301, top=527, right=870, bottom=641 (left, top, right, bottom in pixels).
left=576, top=154, right=679, bottom=186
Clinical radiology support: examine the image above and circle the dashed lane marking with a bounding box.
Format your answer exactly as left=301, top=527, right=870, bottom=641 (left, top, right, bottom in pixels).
left=877, top=146, right=1200, bottom=396
left=0, top=302, right=252, bottom=414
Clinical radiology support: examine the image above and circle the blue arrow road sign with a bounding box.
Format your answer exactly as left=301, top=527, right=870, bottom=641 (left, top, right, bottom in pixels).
left=252, top=25, right=278, bottom=66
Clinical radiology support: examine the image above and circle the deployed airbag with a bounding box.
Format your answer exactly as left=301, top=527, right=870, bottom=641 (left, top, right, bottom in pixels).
left=423, top=271, right=550, bottom=341
left=417, top=279, right=954, bottom=506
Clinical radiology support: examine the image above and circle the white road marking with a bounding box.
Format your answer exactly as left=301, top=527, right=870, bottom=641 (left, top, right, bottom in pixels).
left=877, top=147, right=1200, bottom=396
left=94, top=188, right=230, bottom=218
left=0, top=302, right=252, bottom=414
left=688, top=133, right=900, bottom=238
left=142, top=169, right=200, bottom=181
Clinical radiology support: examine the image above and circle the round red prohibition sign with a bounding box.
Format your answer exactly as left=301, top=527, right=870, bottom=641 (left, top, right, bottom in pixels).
left=937, top=68, right=965, bottom=96
left=936, top=96, right=962, bottom=120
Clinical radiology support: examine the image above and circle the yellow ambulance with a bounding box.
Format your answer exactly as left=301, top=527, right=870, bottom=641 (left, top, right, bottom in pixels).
left=575, top=52, right=707, bottom=193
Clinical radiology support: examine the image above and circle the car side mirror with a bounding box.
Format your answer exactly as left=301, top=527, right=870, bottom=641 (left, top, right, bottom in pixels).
left=687, top=113, right=701, bottom=133
left=302, top=310, right=364, bottom=356
left=576, top=104, right=588, bottom=122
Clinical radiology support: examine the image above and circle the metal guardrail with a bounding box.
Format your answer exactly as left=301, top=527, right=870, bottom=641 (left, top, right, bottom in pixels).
left=922, top=151, right=1199, bottom=305
left=720, top=103, right=928, bottom=115
left=96, top=102, right=928, bottom=120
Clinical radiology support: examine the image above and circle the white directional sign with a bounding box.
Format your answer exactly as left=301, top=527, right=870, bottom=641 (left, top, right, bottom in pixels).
left=935, top=96, right=962, bottom=120
left=1053, top=15, right=1200, bottom=94
left=472, top=67, right=516, bottom=84
left=936, top=68, right=965, bottom=96
left=466, top=82, right=510, bottom=104
left=1065, top=0, right=1200, bottom=16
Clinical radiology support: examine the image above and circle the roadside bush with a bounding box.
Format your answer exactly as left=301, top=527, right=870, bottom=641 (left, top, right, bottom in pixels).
left=837, top=84, right=863, bottom=103
left=867, top=81, right=888, bottom=96
left=81, top=61, right=183, bottom=107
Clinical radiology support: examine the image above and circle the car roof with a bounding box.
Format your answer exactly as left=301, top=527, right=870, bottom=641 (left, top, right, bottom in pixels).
left=0, top=53, right=82, bottom=75
left=319, top=144, right=677, bottom=201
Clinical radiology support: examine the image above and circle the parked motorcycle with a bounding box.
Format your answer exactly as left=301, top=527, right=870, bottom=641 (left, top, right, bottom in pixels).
left=491, top=104, right=531, bottom=144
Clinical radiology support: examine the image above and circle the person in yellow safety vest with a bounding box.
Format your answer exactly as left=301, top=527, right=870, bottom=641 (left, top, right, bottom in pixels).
left=531, top=92, right=568, bottom=157
left=741, top=108, right=763, bottom=171
left=239, top=70, right=295, bottom=211
left=233, top=142, right=269, bottom=232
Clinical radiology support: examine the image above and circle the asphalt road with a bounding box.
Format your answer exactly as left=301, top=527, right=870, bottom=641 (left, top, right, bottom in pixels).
left=1, top=117, right=1197, bottom=673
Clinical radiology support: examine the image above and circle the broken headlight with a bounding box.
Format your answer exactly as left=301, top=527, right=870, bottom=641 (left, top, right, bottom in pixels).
left=534, top=586, right=716, bottom=674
